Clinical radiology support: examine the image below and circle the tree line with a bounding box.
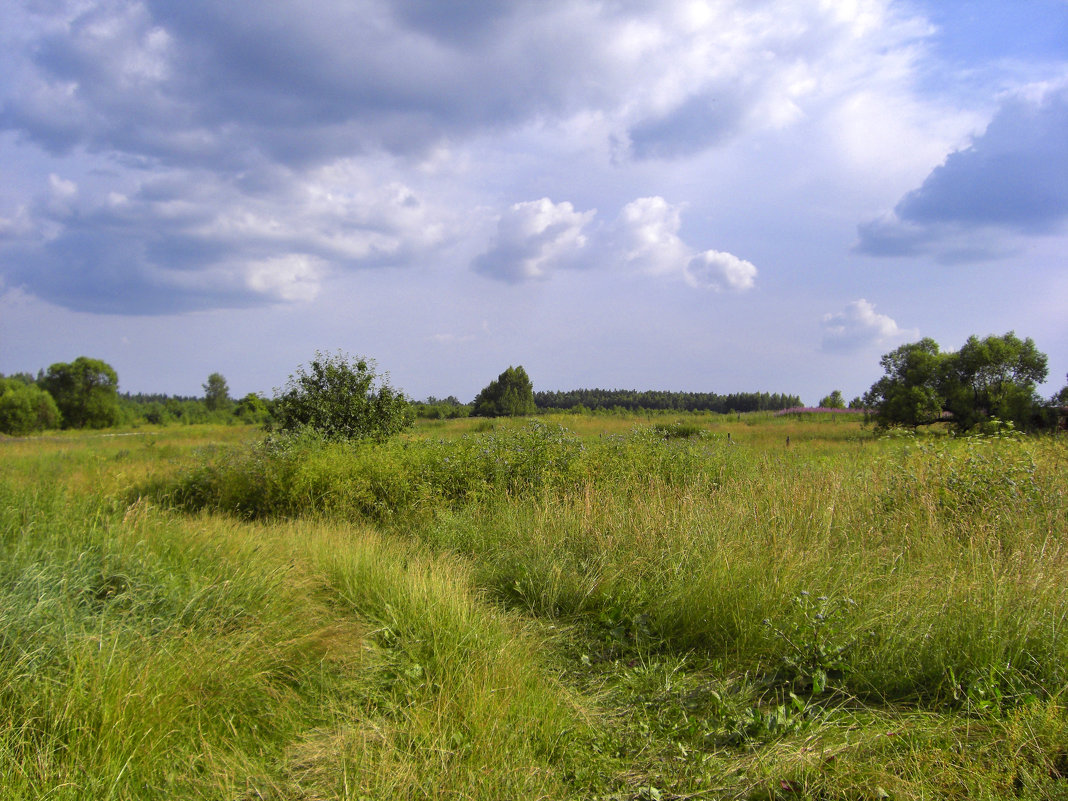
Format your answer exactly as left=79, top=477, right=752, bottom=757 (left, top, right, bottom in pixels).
left=0, top=360, right=270, bottom=435
left=4, top=333, right=1065, bottom=437
left=533, top=388, right=803, bottom=414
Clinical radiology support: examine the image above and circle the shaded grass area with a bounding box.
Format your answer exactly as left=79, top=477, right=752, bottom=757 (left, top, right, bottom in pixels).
left=3, top=417, right=1068, bottom=798
left=0, top=483, right=598, bottom=799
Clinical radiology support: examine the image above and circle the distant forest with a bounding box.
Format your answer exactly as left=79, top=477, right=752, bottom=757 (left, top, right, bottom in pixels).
left=2, top=354, right=806, bottom=433
left=533, top=389, right=802, bottom=413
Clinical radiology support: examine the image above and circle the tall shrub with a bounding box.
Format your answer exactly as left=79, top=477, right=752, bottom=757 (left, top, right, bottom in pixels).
left=270, top=351, right=413, bottom=441
left=0, top=379, right=61, bottom=434
left=472, top=366, right=536, bottom=417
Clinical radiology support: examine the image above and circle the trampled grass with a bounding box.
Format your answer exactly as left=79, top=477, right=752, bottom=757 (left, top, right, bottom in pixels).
left=2, top=415, right=1067, bottom=799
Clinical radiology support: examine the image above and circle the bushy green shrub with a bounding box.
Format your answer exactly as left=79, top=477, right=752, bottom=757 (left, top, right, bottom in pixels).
left=40, top=357, right=121, bottom=429
left=472, top=366, right=536, bottom=417
left=651, top=421, right=706, bottom=439
left=146, top=421, right=587, bottom=522
left=233, top=392, right=270, bottom=424
left=879, top=435, right=1042, bottom=524
left=270, top=351, right=413, bottom=441
left=0, top=379, right=61, bottom=434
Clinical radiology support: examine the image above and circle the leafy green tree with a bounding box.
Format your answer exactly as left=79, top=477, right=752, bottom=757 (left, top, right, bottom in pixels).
left=0, top=379, right=61, bottom=434
left=864, top=333, right=1049, bottom=431
left=413, top=395, right=471, bottom=419
left=863, top=339, right=945, bottom=428
left=1053, top=374, right=1068, bottom=406
left=270, top=351, right=413, bottom=441
left=40, top=357, right=121, bottom=429
left=472, top=366, right=536, bottom=417
left=202, top=372, right=231, bottom=411
left=819, top=390, right=845, bottom=409
left=940, top=332, right=1047, bottom=430
left=1, top=372, right=37, bottom=386
left=234, top=392, right=270, bottom=424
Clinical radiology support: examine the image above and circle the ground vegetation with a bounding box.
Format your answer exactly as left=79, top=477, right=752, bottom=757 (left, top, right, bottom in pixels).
left=2, top=411, right=1066, bottom=799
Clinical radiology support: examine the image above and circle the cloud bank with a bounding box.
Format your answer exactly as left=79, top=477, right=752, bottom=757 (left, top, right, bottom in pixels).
left=0, top=161, right=449, bottom=313
left=0, top=0, right=928, bottom=314
left=857, top=83, right=1068, bottom=262
left=1, top=0, right=924, bottom=167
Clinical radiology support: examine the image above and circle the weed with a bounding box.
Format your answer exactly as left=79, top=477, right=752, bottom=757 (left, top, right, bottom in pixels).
left=765, top=592, right=858, bottom=696
left=946, top=664, right=1041, bottom=717
left=651, top=421, right=707, bottom=439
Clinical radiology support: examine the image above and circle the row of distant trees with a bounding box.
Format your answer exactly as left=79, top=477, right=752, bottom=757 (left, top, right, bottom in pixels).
left=3, top=333, right=1065, bottom=437
left=0, top=360, right=271, bottom=435
left=414, top=368, right=804, bottom=418
left=533, top=387, right=803, bottom=414
left=0, top=356, right=805, bottom=436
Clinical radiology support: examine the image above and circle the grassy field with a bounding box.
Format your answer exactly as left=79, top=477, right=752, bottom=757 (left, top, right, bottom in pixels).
left=2, top=415, right=1067, bottom=799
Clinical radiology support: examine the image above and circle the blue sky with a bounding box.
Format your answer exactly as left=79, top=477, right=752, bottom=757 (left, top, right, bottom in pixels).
left=1, top=0, right=1065, bottom=404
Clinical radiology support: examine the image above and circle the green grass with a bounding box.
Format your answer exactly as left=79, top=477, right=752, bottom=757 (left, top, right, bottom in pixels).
left=2, top=416, right=1067, bottom=799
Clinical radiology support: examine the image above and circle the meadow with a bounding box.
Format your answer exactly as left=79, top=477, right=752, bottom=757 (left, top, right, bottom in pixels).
left=1, top=413, right=1066, bottom=800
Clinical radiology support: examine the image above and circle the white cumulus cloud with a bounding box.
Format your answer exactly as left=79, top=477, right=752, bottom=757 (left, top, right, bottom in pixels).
left=615, top=196, right=691, bottom=276
left=821, top=298, right=915, bottom=352
left=245, top=254, right=322, bottom=303
left=473, top=198, right=595, bottom=283
left=613, top=197, right=757, bottom=292
left=685, top=250, right=757, bottom=292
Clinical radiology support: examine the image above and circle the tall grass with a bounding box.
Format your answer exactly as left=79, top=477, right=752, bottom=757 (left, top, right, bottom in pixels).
left=0, top=482, right=351, bottom=798
left=0, top=478, right=593, bottom=798
left=134, top=421, right=1068, bottom=705
left=5, top=416, right=1068, bottom=799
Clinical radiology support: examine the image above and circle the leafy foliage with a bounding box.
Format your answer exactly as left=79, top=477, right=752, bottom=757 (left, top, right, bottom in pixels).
left=472, top=365, right=536, bottom=417
left=864, top=337, right=946, bottom=427
left=39, top=356, right=121, bottom=429
left=864, top=332, right=1049, bottom=431
left=943, top=332, right=1048, bottom=430
left=413, top=395, right=471, bottom=419
left=818, top=390, right=845, bottom=409
left=765, top=592, right=858, bottom=695
left=233, top=392, right=270, bottom=424
left=1054, top=373, right=1068, bottom=406
left=202, top=372, right=231, bottom=411
left=0, top=378, right=61, bottom=434
left=270, top=351, right=413, bottom=441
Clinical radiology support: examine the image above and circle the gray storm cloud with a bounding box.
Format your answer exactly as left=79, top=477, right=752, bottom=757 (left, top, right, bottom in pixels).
left=857, top=84, right=1068, bottom=261
left=0, top=0, right=1035, bottom=315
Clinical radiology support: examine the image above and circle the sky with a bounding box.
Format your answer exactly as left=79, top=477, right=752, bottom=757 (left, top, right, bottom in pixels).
left=1, top=0, right=1066, bottom=405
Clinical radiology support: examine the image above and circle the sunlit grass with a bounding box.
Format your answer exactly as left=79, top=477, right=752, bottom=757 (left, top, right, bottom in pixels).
left=2, top=414, right=1067, bottom=799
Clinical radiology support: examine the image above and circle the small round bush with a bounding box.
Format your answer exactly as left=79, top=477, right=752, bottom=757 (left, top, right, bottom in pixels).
left=269, top=351, right=413, bottom=442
